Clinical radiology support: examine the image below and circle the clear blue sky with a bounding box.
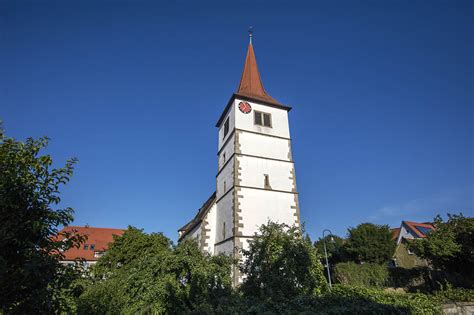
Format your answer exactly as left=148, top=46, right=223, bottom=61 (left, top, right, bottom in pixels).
left=2, top=0, right=473, bottom=241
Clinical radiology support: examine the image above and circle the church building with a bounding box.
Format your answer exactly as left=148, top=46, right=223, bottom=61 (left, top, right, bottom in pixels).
left=178, top=35, right=301, bottom=284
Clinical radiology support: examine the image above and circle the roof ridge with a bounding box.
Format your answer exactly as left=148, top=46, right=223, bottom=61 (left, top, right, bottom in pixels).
left=62, top=226, right=126, bottom=231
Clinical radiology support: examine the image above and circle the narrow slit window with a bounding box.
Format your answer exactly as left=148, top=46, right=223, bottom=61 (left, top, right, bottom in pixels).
left=223, top=118, right=230, bottom=138
left=264, top=174, right=271, bottom=189
left=223, top=152, right=226, bottom=164
left=223, top=222, right=226, bottom=239
left=224, top=181, right=227, bottom=192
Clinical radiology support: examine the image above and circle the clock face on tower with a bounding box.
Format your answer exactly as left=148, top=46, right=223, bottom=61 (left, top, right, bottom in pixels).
left=238, top=101, right=252, bottom=114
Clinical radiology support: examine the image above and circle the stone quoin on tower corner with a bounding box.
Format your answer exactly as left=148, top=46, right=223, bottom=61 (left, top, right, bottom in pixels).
left=178, top=35, right=301, bottom=286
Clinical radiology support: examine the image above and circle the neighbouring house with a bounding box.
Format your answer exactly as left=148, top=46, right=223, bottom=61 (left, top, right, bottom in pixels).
left=391, top=221, right=435, bottom=268
left=56, top=226, right=125, bottom=268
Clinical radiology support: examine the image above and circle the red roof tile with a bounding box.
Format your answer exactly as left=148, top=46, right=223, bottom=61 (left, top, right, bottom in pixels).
left=391, top=227, right=401, bottom=241
left=236, top=42, right=282, bottom=106
left=56, top=226, right=125, bottom=261
left=403, top=221, right=435, bottom=238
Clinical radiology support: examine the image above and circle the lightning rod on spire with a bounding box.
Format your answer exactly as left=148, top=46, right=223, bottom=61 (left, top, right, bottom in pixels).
left=248, top=26, right=254, bottom=44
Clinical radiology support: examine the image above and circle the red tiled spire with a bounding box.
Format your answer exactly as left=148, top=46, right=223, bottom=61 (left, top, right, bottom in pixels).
left=236, top=39, right=282, bottom=106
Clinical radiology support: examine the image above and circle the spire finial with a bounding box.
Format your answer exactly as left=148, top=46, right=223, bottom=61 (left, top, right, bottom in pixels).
left=248, top=26, right=253, bottom=44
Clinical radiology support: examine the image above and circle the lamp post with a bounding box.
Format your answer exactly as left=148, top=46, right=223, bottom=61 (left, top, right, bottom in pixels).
left=322, top=229, right=334, bottom=289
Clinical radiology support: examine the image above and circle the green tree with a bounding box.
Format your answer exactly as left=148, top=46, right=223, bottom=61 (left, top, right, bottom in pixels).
left=78, top=228, right=233, bottom=314
left=0, top=130, right=83, bottom=313
left=240, top=222, right=328, bottom=303
left=344, top=223, right=396, bottom=264
left=314, top=234, right=346, bottom=265
left=409, top=214, right=474, bottom=277
left=92, top=226, right=172, bottom=277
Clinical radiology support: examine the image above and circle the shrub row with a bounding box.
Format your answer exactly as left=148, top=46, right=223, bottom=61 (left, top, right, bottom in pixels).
left=333, top=262, right=473, bottom=293
left=333, top=262, right=389, bottom=288
left=214, top=285, right=443, bottom=314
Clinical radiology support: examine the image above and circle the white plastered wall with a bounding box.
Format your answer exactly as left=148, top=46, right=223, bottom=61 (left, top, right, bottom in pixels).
left=214, top=239, right=234, bottom=255
left=218, top=133, right=235, bottom=171
left=204, top=203, right=217, bottom=255
left=238, top=132, right=291, bottom=161
left=184, top=223, right=202, bottom=244
left=216, top=158, right=234, bottom=200
left=218, top=105, right=236, bottom=151
left=234, top=98, right=290, bottom=139
left=215, top=192, right=234, bottom=244
left=396, top=224, right=416, bottom=244
left=238, top=187, right=298, bottom=236
left=212, top=96, right=299, bottom=287
left=238, top=155, right=294, bottom=192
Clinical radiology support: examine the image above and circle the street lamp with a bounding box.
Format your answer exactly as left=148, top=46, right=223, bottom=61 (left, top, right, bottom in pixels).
left=322, top=229, right=334, bottom=289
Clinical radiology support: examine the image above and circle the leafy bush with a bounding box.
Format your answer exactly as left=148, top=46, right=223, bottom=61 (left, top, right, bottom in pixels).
left=240, top=222, right=328, bottom=302
left=314, top=234, right=347, bottom=265
left=345, top=223, right=396, bottom=264
left=388, top=267, right=432, bottom=291
left=409, top=214, right=474, bottom=284
left=324, top=285, right=443, bottom=314
left=215, top=285, right=443, bottom=314
left=77, top=229, right=233, bottom=314
left=433, top=283, right=474, bottom=302
left=71, top=222, right=468, bottom=314
left=333, top=261, right=474, bottom=298
left=0, top=131, right=84, bottom=314
left=334, top=262, right=389, bottom=288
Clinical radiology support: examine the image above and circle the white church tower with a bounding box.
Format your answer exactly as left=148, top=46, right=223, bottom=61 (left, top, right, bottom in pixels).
left=179, top=35, right=300, bottom=285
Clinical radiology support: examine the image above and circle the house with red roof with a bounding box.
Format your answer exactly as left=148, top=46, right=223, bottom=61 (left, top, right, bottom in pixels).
left=391, top=221, right=435, bottom=268
left=56, top=226, right=125, bottom=268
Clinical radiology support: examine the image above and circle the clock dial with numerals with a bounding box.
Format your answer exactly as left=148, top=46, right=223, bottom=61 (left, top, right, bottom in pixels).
left=238, top=101, right=252, bottom=114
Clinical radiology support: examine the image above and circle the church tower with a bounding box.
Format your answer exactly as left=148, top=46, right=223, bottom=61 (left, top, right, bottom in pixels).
left=214, top=36, right=300, bottom=283
left=178, top=35, right=300, bottom=285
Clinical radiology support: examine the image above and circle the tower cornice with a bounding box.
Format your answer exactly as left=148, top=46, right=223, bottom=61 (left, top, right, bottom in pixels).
left=216, top=93, right=291, bottom=128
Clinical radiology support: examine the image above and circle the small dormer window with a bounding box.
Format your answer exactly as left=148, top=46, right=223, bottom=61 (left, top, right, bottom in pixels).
left=254, top=111, right=272, bottom=127
left=223, top=118, right=230, bottom=138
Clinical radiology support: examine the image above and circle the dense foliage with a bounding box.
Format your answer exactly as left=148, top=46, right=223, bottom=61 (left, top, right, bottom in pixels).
left=211, top=285, right=444, bottom=314
left=321, top=285, right=443, bottom=314
left=434, top=283, right=474, bottom=303
left=344, top=223, right=396, bottom=264
left=1, top=127, right=470, bottom=314
left=408, top=214, right=474, bottom=282
left=240, top=222, right=328, bottom=301
left=334, top=262, right=389, bottom=288
left=0, top=131, right=83, bottom=313
left=333, top=263, right=436, bottom=292
left=77, top=227, right=233, bottom=314
left=314, top=234, right=346, bottom=266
